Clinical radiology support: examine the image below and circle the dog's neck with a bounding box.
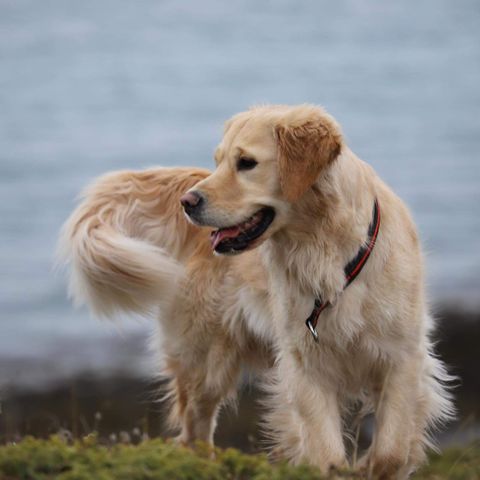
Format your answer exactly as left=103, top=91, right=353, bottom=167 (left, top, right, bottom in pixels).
left=268, top=149, right=377, bottom=304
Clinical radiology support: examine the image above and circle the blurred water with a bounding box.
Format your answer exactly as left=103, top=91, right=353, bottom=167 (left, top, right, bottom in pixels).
left=1, top=0, right=479, bottom=382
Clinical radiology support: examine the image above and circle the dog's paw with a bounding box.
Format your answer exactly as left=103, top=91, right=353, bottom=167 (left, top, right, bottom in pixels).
left=170, top=434, right=189, bottom=447
left=356, top=452, right=410, bottom=479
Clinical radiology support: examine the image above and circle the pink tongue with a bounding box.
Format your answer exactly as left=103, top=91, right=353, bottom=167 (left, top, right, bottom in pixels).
left=211, top=226, right=241, bottom=249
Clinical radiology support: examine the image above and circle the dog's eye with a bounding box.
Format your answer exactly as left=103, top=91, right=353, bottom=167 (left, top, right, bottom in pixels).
left=237, top=157, right=258, bottom=171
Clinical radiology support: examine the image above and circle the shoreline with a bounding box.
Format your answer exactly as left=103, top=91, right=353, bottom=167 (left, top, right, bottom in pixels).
left=1, top=305, right=479, bottom=449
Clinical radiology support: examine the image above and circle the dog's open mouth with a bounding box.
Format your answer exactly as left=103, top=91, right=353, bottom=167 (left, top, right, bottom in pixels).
left=210, top=207, right=275, bottom=254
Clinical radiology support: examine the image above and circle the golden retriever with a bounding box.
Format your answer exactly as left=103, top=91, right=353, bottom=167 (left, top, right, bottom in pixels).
left=59, top=104, right=453, bottom=479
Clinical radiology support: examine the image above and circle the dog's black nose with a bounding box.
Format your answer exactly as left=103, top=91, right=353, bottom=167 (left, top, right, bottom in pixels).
left=180, top=190, right=204, bottom=214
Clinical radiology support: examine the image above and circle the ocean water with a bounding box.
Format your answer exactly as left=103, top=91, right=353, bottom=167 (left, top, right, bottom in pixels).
left=1, top=0, right=479, bottom=384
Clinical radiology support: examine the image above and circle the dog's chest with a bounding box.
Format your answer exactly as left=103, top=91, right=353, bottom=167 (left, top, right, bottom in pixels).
left=274, top=282, right=387, bottom=389
left=238, top=287, right=278, bottom=343
left=262, top=244, right=393, bottom=392
left=317, top=321, right=382, bottom=387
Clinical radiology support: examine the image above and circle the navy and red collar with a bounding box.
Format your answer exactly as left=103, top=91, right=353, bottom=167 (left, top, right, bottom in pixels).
left=306, top=198, right=381, bottom=342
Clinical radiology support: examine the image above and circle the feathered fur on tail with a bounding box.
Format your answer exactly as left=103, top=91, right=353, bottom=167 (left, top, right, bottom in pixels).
left=57, top=167, right=210, bottom=317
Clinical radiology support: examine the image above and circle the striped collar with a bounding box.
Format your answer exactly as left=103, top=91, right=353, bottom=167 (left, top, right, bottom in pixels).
left=305, top=199, right=381, bottom=342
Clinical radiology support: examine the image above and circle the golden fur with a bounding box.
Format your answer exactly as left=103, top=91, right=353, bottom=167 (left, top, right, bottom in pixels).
left=59, top=104, right=453, bottom=479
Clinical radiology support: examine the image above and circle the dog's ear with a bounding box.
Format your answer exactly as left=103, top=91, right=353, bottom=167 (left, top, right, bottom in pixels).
left=275, top=109, right=342, bottom=202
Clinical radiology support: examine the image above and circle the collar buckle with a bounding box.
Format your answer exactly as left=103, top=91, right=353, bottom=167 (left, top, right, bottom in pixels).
left=306, top=317, right=319, bottom=342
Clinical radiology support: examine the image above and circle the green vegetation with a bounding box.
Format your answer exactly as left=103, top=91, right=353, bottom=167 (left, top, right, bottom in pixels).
left=0, top=436, right=478, bottom=480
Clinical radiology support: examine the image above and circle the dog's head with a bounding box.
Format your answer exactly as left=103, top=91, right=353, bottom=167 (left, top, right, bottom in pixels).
left=181, top=104, right=343, bottom=255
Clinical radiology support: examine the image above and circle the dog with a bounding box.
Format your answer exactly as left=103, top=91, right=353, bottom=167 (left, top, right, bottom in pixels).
left=59, top=104, right=453, bottom=478
left=58, top=166, right=274, bottom=446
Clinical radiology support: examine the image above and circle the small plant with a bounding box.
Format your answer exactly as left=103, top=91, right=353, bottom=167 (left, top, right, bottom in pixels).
left=0, top=436, right=478, bottom=480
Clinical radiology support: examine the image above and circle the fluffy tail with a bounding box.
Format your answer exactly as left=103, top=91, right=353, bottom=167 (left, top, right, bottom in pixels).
left=57, top=167, right=210, bottom=317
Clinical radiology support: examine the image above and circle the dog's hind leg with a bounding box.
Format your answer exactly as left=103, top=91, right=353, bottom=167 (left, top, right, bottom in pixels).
left=163, top=340, right=242, bottom=446
left=406, top=346, right=455, bottom=474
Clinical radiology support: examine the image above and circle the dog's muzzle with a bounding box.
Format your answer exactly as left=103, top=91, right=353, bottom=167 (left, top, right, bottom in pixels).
left=180, top=190, right=205, bottom=220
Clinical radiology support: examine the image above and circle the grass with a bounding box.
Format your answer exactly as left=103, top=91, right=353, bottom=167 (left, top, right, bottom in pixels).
left=0, top=435, right=478, bottom=480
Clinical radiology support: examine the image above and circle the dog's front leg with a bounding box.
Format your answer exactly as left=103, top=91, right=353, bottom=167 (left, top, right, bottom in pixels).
left=264, top=352, right=346, bottom=473
left=362, top=355, right=422, bottom=479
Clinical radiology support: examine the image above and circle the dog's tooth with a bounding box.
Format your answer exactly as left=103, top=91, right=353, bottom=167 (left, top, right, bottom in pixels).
left=210, top=231, right=221, bottom=249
